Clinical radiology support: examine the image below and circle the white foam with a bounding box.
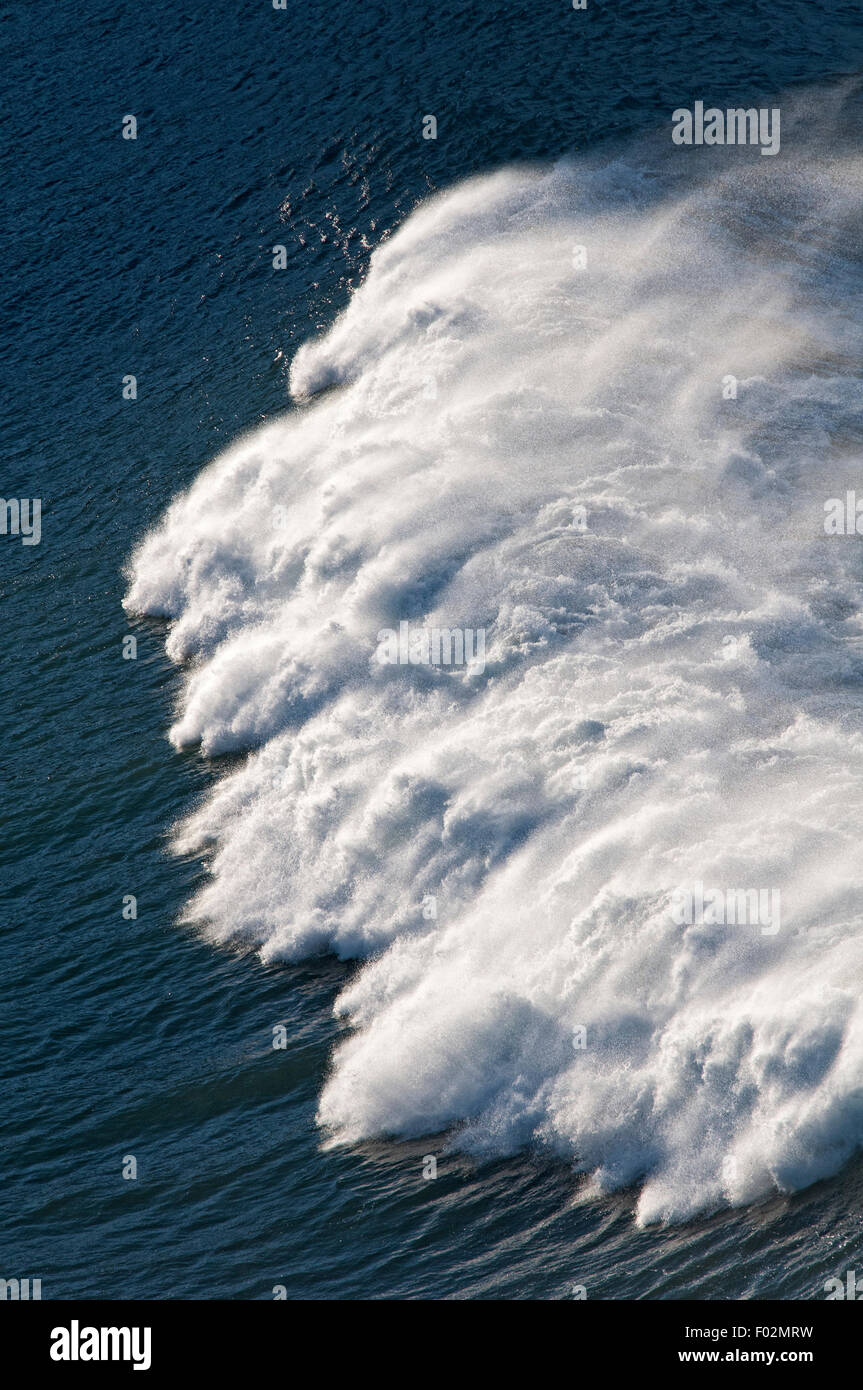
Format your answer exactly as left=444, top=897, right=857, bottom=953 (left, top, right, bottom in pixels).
left=125, top=103, right=863, bottom=1223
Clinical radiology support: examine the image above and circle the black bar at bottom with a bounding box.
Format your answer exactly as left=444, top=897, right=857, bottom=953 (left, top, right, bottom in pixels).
left=1, top=1297, right=856, bottom=1376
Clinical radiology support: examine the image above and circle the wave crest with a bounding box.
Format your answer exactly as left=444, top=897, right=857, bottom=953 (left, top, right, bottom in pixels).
left=125, top=102, right=863, bottom=1223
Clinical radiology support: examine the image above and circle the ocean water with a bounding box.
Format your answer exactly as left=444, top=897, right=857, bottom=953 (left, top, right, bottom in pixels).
left=3, top=0, right=863, bottom=1300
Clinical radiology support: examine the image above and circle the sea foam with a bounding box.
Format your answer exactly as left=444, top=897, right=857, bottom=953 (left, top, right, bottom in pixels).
left=125, top=93, right=863, bottom=1223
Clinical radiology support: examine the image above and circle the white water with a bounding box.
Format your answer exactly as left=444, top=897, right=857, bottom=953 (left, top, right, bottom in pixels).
left=126, top=94, right=863, bottom=1223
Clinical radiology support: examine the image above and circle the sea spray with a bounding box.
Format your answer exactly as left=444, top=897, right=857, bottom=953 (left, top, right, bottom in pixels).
left=125, top=92, right=863, bottom=1224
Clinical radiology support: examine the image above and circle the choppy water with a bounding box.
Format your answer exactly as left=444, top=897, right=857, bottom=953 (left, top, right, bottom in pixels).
left=3, top=0, right=863, bottom=1299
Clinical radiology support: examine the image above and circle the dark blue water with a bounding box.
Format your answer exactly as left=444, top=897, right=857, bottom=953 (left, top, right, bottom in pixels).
left=3, top=0, right=863, bottom=1299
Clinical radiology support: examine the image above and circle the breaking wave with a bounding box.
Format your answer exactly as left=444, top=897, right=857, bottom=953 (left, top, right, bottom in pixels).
left=125, top=85, right=863, bottom=1223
